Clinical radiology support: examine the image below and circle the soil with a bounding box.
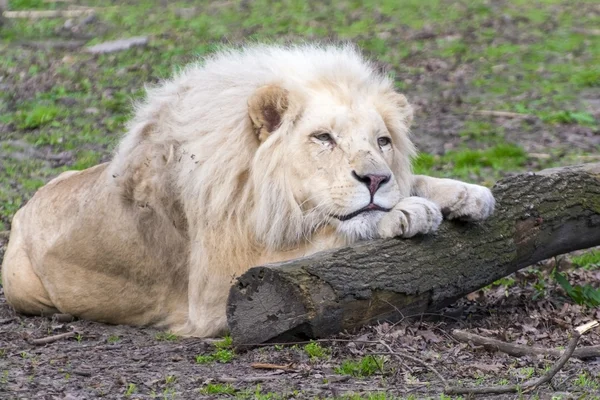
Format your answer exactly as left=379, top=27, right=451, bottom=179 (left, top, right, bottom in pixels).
left=1, top=233, right=599, bottom=399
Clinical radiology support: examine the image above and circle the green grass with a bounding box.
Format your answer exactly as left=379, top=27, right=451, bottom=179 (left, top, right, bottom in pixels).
left=0, top=0, right=598, bottom=229
left=335, top=356, right=386, bottom=377
left=553, top=269, right=600, bottom=307
left=200, top=383, right=236, bottom=395
left=195, top=336, right=235, bottom=364
left=573, top=371, right=600, bottom=390
left=15, top=105, right=61, bottom=130
left=413, top=143, right=529, bottom=184
left=571, top=250, right=600, bottom=270
left=154, top=331, right=178, bottom=341
left=107, top=335, right=120, bottom=344
left=124, top=383, right=137, bottom=397
left=303, top=341, right=330, bottom=360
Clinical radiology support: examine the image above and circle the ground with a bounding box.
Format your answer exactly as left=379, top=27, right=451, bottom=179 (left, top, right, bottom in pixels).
left=0, top=0, right=599, bottom=398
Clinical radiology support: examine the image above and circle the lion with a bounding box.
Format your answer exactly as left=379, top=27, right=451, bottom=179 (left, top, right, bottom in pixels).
left=1, top=44, right=494, bottom=337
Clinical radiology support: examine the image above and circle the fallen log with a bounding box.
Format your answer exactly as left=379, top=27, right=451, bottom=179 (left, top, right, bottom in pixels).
left=227, top=163, right=600, bottom=347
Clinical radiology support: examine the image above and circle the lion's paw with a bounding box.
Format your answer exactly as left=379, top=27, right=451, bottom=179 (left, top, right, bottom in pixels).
left=443, top=182, right=495, bottom=221
left=378, top=197, right=443, bottom=238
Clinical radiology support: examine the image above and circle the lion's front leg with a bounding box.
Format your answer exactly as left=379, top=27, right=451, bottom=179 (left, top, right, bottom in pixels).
left=411, top=175, right=495, bottom=221
left=175, top=256, right=231, bottom=338
left=377, top=196, right=443, bottom=238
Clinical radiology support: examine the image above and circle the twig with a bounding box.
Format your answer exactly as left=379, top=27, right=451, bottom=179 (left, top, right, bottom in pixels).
left=445, top=321, right=598, bottom=395
left=572, top=28, right=600, bottom=36
left=375, top=341, right=447, bottom=386
left=3, top=9, right=94, bottom=18
left=474, top=110, right=533, bottom=119
left=21, top=40, right=86, bottom=51
left=215, top=373, right=283, bottom=383
left=251, top=362, right=296, bottom=371
left=241, top=338, right=378, bottom=347
left=29, top=331, right=77, bottom=345
left=72, top=369, right=92, bottom=377
left=452, top=328, right=600, bottom=359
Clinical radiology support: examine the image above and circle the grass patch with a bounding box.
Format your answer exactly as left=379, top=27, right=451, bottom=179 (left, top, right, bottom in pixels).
left=15, top=105, right=61, bottom=130
left=200, top=383, right=236, bottom=395
left=573, top=371, right=600, bottom=390
left=413, top=143, right=528, bottom=183
left=571, top=250, right=600, bottom=270
left=303, top=340, right=330, bottom=360
left=195, top=335, right=234, bottom=364
left=124, top=383, right=137, bottom=397
left=553, top=270, right=600, bottom=308
left=154, top=331, right=178, bottom=341
left=107, top=335, right=120, bottom=344
left=541, top=110, right=597, bottom=126
left=72, top=151, right=103, bottom=171
left=335, top=356, right=386, bottom=377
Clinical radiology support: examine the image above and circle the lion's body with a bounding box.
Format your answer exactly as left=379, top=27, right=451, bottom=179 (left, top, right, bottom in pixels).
left=2, top=45, right=494, bottom=336
left=3, top=164, right=189, bottom=327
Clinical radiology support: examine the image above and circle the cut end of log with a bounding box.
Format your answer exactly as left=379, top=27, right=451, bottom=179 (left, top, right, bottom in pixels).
left=227, top=265, right=342, bottom=348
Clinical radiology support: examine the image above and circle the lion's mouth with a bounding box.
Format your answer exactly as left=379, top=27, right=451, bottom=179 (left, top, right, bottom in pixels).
left=334, top=203, right=391, bottom=221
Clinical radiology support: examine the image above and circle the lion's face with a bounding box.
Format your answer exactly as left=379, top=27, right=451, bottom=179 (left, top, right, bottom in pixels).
left=287, top=95, right=404, bottom=241
left=250, top=84, right=414, bottom=243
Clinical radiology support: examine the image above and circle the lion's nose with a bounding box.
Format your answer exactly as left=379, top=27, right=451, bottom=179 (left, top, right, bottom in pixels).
left=352, top=171, right=391, bottom=196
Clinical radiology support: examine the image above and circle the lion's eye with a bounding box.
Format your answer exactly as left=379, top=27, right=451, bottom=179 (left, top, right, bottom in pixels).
left=378, top=137, right=392, bottom=147
left=313, top=132, right=334, bottom=143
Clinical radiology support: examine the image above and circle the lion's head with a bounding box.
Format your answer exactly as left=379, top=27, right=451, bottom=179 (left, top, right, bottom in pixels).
left=111, top=44, right=416, bottom=253
left=248, top=73, right=415, bottom=248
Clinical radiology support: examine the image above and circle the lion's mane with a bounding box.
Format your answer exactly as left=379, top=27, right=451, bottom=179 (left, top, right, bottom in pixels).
left=109, top=44, right=414, bottom=261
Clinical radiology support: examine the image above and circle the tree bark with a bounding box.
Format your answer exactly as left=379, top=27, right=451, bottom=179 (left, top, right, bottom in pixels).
left=227, top=163, right=600, bottom=347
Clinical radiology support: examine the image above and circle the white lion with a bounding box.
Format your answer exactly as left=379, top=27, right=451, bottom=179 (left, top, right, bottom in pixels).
left=2, top=44, right=494, bottom=337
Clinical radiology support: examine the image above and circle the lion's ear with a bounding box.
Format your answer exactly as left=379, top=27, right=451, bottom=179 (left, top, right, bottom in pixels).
left=248, top=85, right=289, bottom=142
left=391, top=92, right=413, bottom=127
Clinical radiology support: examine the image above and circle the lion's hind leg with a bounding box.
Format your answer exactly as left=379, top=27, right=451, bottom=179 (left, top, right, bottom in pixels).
left=2, top=216, right=58, bottom=316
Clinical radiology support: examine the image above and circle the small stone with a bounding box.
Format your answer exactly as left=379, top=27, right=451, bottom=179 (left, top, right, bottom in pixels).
left=174, top=7, right=197, bottom=20
left=85, top=37, right=148, bottom=54
left=63, top=18, right=74, bottom=30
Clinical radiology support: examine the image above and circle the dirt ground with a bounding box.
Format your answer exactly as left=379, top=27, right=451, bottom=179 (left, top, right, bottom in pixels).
left=1, top=0, right=599, bottom=399
left=1, top=250, right=599, bottom=399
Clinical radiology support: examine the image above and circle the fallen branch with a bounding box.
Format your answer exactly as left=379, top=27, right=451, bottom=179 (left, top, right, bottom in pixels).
left=72, top=369, right=92, bottom=377
left=452, top=328, right=600, bottom=359
left=85, top=36, right=148, bottom=54
left=3, top=9, right=94, bottom=18
left=227, top=163, right=600, bottom=346
left=251, top=362, right=296, bottom=371
left=21, top=40, right=85, bottom=51
left=29, top=331, right=77, bottom=345
left=445, top=321, right=598, bottom=395
left=474, top=110, right=533, bottom=118
left=215, top=373, right=284, bottom=383
left=572, top=28, right=600, bottom=36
